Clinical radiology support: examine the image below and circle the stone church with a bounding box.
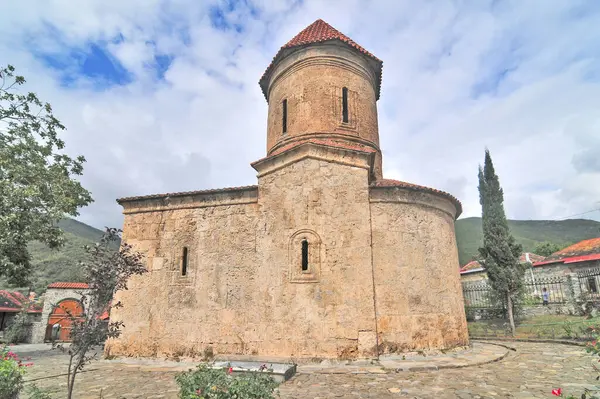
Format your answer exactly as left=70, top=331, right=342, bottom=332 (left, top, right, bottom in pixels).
left=107, top=19, right=468, bottom=360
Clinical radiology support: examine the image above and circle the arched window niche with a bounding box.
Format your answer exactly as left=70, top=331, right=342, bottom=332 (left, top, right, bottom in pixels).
left=289, top=229, right=321, bottom=283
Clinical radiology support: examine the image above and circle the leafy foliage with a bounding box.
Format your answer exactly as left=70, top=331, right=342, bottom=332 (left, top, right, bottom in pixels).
left=0, top=218, right=117, bottom=294
left=477, top=150, right=526, bottom=335
left=175, top=365, right=279, bottom=399
left=26, top=384, right=53, bottom=399
left=0, top=345, right=32, bottom=398
left=533, top=241, right=566, bottom=257
left=455, top=218, right=600, bottom=265
left=0, top=65, right=92, bottom=286
left=54, top=228, right=146, bottom=399
left=4, top=303, right=30, bottom=344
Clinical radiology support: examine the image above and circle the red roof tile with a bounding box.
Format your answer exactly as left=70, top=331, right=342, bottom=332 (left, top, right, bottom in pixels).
left=548, top=237, right=600, bottom=260
left=0, top=290, right=42, bottom=313
left=283, top=19, right=381, bottom=61
left=260, top=19, right=383, bottom=100
left=47, top=282, right=90, bottom=289
left=533, top=238, right=600, bottom=266
left=370, top=179, right=463, bottom=217
left=117, top=185, right=258, bottom=204
left=0, top=290, right=22, bottom=312
left=460, top=260, right=483, bottom=274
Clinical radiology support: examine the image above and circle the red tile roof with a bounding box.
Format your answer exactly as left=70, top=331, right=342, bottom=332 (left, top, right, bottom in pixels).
left=460, top=260, right=483, bottom=274
left=260, top=19, right=383, bottom=100
left=47, top=282, right=90, bottom=289
left=0, top=290, right=42, bottom=313
left=370, top=179, right=463, bottom=217
left=533, top=237, right=600, bottom=266
left=117, top=185, right=258, bottom=204
left=0, top=290, right=22, bottom=312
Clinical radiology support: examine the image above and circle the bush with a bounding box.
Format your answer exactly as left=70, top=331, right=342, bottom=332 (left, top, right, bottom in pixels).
left=4, top=310, right=30, bottom=344
left=27, top=384, right=53, bottom=399
left=0, top=345, right=32, bottom=398
left=175, top=365, right=279, bottom=399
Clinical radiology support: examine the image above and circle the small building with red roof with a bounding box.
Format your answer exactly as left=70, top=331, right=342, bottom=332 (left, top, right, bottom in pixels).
left=532, top=237, right=600, bottom=293
left=460, top=252, right=546, bottom=282
left=0, top=290, right=43, bottom=340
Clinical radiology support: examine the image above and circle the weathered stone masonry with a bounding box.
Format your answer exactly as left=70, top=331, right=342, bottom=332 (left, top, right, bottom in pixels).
left=107, top=19, right=468, bottom=360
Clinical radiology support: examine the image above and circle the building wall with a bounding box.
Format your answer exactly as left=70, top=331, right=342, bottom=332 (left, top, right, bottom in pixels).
left=106, top=190, right=260, bottom=358
left=460, top=271, right=487, bottom=283
left=369, top=187, right=469, bottom=351
left=255, top=151, right=377, bottom=358
left=108, top=150, right=381, bottom=359
left=108, top=145, right=469, bottom=359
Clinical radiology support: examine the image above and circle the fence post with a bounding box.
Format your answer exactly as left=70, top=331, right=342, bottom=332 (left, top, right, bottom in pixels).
left=566, top=273, right=581, bottom=314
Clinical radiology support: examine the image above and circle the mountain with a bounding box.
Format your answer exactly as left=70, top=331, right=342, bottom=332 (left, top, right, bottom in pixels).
left=455, top=217, right=600, bottom=266
left=1, top=219, right=109, bottom=294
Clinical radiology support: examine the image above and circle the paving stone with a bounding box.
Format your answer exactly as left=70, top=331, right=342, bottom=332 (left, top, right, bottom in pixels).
left=11, top=341, right=598, bottom=398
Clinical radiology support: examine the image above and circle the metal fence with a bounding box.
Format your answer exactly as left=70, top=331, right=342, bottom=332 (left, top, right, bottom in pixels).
left=462, top=282, right=500, bottom=309
left=462, top=276, right=568, bottom=309
left=578, top=267, right=600, bottom=299
left=522, top=276, right=567, bottom=305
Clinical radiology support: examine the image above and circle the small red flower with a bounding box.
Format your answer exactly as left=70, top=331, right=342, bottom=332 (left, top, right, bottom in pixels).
left=228, top=367, right=233, bottom=374
left=551, top=388, right=562, bottom=396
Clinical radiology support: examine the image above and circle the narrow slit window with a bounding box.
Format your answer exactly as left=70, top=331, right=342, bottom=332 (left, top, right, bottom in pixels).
left=282, top=99, right=287, bottom=134
left=342, top=87, right=348, bottom=123
left=301, top=239, right=309, bottom=271
left=181, top=247, right=188, bottom=276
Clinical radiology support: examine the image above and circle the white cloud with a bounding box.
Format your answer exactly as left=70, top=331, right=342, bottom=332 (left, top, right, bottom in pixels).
left=1, top=0, right=599, bottom=230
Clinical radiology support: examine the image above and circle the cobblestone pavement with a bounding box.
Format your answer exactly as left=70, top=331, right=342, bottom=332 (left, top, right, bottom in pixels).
left=15, top=341, right=596, bottom=398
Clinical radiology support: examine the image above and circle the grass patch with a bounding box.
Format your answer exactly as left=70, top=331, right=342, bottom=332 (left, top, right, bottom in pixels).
left=468, top=314, right=600, bottom=340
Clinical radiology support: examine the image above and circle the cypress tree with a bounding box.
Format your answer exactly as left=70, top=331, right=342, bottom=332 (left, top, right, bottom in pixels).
left=478, top=149, right=525, bottom=335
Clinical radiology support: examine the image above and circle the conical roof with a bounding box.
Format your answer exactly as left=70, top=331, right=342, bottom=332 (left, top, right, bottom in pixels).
left=259, top=19, right=382, bottom=100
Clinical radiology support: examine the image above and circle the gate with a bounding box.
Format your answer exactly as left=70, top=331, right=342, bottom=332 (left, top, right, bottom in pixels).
left=44, top=299, right=84, bottom=342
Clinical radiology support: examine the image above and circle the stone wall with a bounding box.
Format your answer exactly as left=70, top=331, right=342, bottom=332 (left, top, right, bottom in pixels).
left=369, top=187, right=469, bottom=351
left=108, top=141, right=469, bottom=360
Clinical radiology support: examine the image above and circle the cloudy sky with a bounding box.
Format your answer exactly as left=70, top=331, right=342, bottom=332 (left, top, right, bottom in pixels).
left=2, top=0, right=600, bottom=229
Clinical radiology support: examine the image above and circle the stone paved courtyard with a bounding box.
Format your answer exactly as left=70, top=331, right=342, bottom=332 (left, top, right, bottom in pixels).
left=15, top=341, right=597, bottom=398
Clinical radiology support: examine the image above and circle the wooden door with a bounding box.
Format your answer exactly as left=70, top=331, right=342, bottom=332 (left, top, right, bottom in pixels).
left=45, top=299, right=84, bottom=342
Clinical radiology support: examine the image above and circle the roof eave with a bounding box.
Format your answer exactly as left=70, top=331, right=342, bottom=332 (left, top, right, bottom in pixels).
left=259, top=39, right=383, bottom=102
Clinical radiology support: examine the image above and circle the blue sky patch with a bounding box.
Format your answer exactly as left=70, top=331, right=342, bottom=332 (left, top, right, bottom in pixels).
left=34, top=40, right=133, bottom=89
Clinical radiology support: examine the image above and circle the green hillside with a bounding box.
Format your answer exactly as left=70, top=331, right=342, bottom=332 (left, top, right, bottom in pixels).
left=455, top=217, right=600, bottom=266
left=1, top=219, right=109, bottom=294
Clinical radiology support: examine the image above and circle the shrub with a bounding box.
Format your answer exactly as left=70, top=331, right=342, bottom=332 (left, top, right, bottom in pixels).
left=27, top=385, right=53, bottom=399
left=0, top=345, right=32, bottom=398
left=175, top=365, right=279, bottom=399
left=4, top=310, right=30, bottom=344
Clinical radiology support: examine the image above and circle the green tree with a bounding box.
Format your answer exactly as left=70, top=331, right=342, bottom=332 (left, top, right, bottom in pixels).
left=478, top=149, right=525, bottom=335
left=0, top=65, right=92, bottom=286
left=533, top=241, right=563, bottom=257
left=55, top=228, right=146, bottom=399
